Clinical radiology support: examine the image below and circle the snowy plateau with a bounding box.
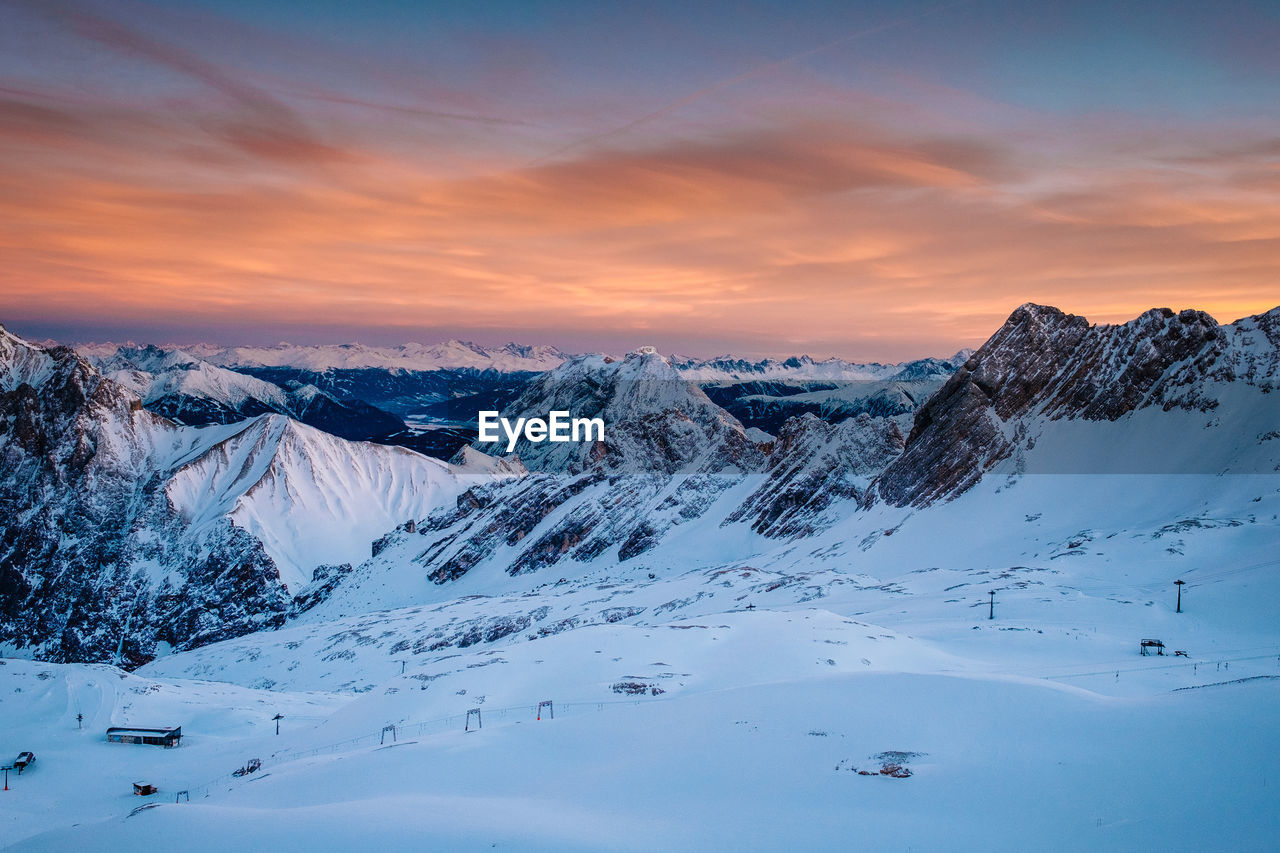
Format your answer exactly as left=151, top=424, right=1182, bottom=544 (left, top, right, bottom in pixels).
left=1, top=303, right=1279, bottom=851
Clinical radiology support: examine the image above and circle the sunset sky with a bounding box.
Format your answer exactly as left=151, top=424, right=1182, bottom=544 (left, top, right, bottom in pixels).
left=1, top=0, right=1277, bottom=359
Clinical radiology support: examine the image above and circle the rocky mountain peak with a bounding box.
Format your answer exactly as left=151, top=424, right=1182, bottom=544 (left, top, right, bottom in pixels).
left=478, top=350, right=764, bottom=475
left=873, top=303, right=1278, bottom=508
left=0, top=324, right=494, bottom=665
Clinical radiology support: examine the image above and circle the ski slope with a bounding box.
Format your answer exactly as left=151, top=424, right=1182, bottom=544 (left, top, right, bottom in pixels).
left=4, top=465, right=1278, bottom=850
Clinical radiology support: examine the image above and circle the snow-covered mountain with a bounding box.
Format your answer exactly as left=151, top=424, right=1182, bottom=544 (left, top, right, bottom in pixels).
left=670, top=350, right=972, bottom=382
left=0, top=326, right=502, bottom=664
left=287, top=303, right=1280, bottom=621
left=873, top=304, right=1280, bottom=507
left=327, top=349, right=771, bottom=589
left=187, top=339, right=572, bottom=372
left=477, top=347, right=764, bottom=474
left=91, top=345, right=405, bottom=439
left=303, top=350, right=909, bottom=609
left=163, top=415, right=469, bottom=590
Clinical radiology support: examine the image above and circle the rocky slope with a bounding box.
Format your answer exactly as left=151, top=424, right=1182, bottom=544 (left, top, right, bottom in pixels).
left=726, top=413, right=904, bottom=538
left=478, top=348, right=764, bottom=474
left=873, top=304, right=1280, bottom=507
left=0, top=327, right=489, bottom=665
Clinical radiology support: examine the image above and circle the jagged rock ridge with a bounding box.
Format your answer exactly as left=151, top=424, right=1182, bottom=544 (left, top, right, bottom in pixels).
left=874, top=304, right=1280, bottom=507
left=0, top=326, right=486, bottom=665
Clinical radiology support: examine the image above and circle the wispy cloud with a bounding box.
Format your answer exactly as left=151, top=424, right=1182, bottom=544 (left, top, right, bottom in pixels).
left=12, top=0, right=349, bottom=162
left=0, top=0, right=1277, bottom=357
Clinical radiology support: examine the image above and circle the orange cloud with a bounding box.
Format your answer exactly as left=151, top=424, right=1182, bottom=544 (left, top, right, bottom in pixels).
left=0, top=79, right=1277, bottom=358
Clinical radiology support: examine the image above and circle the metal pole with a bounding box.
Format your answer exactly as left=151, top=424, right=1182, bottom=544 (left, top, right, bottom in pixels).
left=988, top=590, right=995, bottom=620
left=1175, top=580, right=1185, bottom=613
left=4, top=766, right=8, bottom=791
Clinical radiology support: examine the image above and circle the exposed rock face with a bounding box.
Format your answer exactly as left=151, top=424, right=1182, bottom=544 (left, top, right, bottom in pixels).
left=727, top=413, right=904, bottom=538
left=0, top=327, right=289, bottom=666
left=873, top=304, right=1280, bottom=507
left=398, top=350, right=778, bottom=580
left=340, top=353, right=912, bottom=587
left=0, top=326, right=480, bottom=665
left=479, top=349, right=765, bottom=474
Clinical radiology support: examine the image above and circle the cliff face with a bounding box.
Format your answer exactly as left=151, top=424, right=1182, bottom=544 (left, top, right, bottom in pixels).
left=726, top=413, right=903, bottom=539
left=0, top=326, right=479, bottom=665
left=873, top=304, right=1280, bottom=508
left=0, top=327, right=289, bottom=665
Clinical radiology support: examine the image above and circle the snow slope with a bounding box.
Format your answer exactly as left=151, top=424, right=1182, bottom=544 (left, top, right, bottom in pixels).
left=165, top=416, right=472, bottom=590
left=9, top=671, right=1278, bottom=852
left=5, top=468, right=1278, bottom=850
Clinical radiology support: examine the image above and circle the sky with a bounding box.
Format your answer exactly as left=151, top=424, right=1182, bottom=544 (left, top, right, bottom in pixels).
left=0, top=0, right=1277, bottom=360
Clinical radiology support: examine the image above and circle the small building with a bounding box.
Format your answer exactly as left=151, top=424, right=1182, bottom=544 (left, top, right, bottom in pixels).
left=107, top=726, right=182, bottom=748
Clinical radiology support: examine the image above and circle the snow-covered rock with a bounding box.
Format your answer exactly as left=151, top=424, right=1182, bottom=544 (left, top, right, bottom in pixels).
left=478, top=348, right=764, bottom=474
left=670, top=350, right=971, bottom=382
left=726, top=413, right=904, bottom=538
left=873, top=304, right=1280, bottom=507
left=0, top=327, right=493, bottom=665
left=91, top=345, right=404, bottom=439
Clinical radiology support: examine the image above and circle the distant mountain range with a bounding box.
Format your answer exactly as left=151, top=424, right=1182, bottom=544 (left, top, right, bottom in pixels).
left=669, top=351, right=972, bottom=382
left=77, top=336, right=971, bottom=382
left=94, top=345, right=404, bottom=439
left=76, top=339, right=574, bottom=373
left=73, top=339, right=973, bottom=457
